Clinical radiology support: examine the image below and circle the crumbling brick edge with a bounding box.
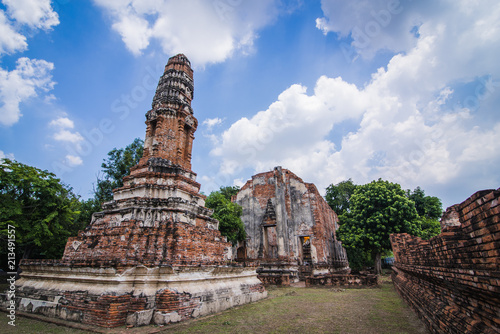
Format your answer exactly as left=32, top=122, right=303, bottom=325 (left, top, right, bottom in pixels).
left=0, top=292, right=272, bottom=333
left=304, top=273, right=379, bottom=288
left=390, top=188, right=500, bottom=334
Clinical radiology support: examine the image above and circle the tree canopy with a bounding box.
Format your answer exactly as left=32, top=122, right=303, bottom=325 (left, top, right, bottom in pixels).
left=337, top=179, right=420, bottom=274
left=79, top=138, right=144, bottom=225
left=96, top=137, right=144, bottom=202
left=406, top=186, right=442, bottom=220
left=0, top=159, right=82, bottom=270
left=218, top=185, right=240, bottom=201
left=328, top=179, right=444, bottom=271
left=205, top=186, right=246, bottom=246
left=325, top=178, right=357, bottom=217
left=405, top=186, right=442, bottom=241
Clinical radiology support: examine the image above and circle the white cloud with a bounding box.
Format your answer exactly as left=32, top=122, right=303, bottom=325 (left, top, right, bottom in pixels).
left=0, top=1, right=59, bottom=124
left=203, top=117, right=223, bottom=130
left=48, top=116, right=84, bottom=167
left=50, top=117, right=74, bottom=129
left=0, top=10, right=27, bottom=55
left=0, top=57, right=56, bottom=126
left=2, top=0, right=59, bottom=30
left=316, top=0, right=426, bottom=59
left=0, top=150, right=14, bottom=160
left=210, top=0, right=500, bottom=206
left=50, top=116, right=83, bottom=144
left=92, top=0, right=283, bottom=65
left=53, top=129, right=84, bottom=143
left=65, top=155, right=83, bottom=167
left=317, top=0, right=500, bottom=64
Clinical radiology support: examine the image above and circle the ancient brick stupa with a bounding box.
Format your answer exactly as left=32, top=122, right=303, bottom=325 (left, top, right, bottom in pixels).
left=8, top=54, right=266, bottom=328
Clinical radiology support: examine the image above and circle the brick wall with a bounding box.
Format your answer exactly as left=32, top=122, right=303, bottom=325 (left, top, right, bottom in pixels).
left=390, top=188, right=500, bottom=334
left=305, top=273, right=378, bottom=287
left=257, top=274, right=291, bottom=286
left=59, top=218, right=230, bottom=267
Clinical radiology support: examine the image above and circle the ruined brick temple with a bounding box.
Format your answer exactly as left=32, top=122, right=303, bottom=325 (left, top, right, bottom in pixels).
left=234, top=167, right=349, bottom=284
left=5, top=54, right=266, bottom=327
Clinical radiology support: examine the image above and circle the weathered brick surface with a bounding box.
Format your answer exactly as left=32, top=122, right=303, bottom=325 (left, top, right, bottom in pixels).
left=235, top=166, right=349, bottom=284
left=391, top=188, right=500, bottom=334
left=257, top=274, right=291, bottom=286
left=305, top=273, right=379, bottom=287
left=65, top=293, right=131, bottom=328
left=155, top=289, right=201, bottom=321
left=59, top=218, right=229, bottom=267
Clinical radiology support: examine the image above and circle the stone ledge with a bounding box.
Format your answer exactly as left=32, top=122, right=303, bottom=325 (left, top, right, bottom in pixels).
left=2, top=265, right=267, bottom=328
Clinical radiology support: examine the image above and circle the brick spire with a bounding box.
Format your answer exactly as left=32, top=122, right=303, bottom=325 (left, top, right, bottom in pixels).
left=111, top=54, right=204, bottom=204
left=142, top=54, right=197, bottom=171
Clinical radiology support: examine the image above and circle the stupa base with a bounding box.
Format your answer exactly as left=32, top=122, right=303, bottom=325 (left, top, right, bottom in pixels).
left=3, top=263, right=266, bottom=328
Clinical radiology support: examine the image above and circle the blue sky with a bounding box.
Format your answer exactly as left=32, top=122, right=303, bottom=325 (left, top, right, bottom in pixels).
left=1, top=0, right=499, bottom=210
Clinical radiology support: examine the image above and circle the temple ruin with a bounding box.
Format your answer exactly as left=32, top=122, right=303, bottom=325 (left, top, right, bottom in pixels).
left=233, top=167, right=349, bottom=285
left=4, top=54, right=266, bottom=328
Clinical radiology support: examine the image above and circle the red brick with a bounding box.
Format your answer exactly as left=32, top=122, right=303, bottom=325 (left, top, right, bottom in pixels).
left=391, top=188, right=500, bottom=334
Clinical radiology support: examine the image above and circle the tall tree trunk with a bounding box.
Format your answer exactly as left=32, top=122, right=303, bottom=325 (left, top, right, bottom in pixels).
left=374, top=252, right=382, bottom=275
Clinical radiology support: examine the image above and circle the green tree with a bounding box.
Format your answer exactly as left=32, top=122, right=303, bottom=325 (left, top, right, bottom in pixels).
left=418, top=217, right=442, bottom=240
left=219, top=186, right=240, bottom=201
left=79, top=138, right=144, bottom=223
left=406, top=186, right=443, bottom=219
left=205, top=187, right=246, bottom=245
left=325, top=179, right=357, bottom=218
left=96, top=137, right=144, bottom=202
left=406, top=186, right=443, bottom=240
left=0, top=159, right=82, bottom=270
left=337, top=179, right=420, bottom=274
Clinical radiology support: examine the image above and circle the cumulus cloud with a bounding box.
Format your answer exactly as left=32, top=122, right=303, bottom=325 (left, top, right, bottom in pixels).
left=0, top=10, right=27, bottom=55
left=203, top=117, right=223, bottom=130
left=50, top=117, right=83, bottom=144
left=92, top=0, right=283, bottom=65
left=316, top=0, right=500, bottom=64
left=210, top=0, right=500, bottom=205
left=48, top=116, right=84, bottom=168
left=2, top=0, right=59, bottom=29
left=65, top=154, right=83, bottom=167
left=316, top=0, right=425, bottom=58
left=53, top=129, right=84, bottom=143
left=0, top=0, right=59, bottom=125
left=50, top=117, right=74, bottom=129
left=0, top=149, right=14, bottom=160
left=0, top=57, right=56, bottom=126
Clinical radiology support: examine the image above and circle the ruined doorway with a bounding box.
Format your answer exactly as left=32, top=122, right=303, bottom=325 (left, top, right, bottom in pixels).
left=299, top=236, right=312, bottom=280
left=236, top=241, right=247, bottom=262
left=300, top=236, right=312, bottom=265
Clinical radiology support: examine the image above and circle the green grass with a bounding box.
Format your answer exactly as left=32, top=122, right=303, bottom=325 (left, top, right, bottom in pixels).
left=2, top=316, right=91, bottom=334
left=160, top=277, right=426, bottom=334
left=2, top=276, right=427, bottom=334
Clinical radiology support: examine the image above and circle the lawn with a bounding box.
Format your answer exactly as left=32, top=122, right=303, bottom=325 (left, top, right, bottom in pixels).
left=2, top=276, right=427, bottom=334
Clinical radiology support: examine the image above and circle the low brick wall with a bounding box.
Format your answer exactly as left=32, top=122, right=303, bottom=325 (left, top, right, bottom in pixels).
left=257, top=274, right=290, bottom=286
left=390, top=189, right=500, bottom=334
left=305, top=274, right=378, bottom=287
